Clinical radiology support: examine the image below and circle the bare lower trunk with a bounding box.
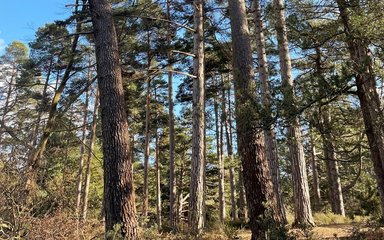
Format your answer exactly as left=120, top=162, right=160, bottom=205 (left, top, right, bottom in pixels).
left=81, top=89, right=99, bottom=220
left=214, top=80, right=225, bottom=223
left=222, top=78, right=238, bottom=221
left=253, top=0, right=286, bottom=223
left=309, top=129, right=321, bottom=209
left=76, top=70, right=91, bottom=218
left=229, top=0, right=284, bottom=238
left=189, top=0, right=206, bottom=235
left=89, top=0, right=138, bottom=238
left=142, top=76, right=151, bottom=219
left=273, top=0, right=314, bottom=227
left=320, top=108, right=345, bottom=216
left=155, top=127, right=161, bottom=230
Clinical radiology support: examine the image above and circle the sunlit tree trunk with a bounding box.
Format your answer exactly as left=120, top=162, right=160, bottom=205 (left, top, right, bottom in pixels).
left=89, top=0, right=138, bottom=238
left=336, top=0, right=384, bottom=216
left=222, top=76, right=237, bottom=220
left=167, top=0, right=178, bottom=231
left=81, top=88, right=99, bottom=220
left=273, top=0, right=314, bottom=227
left=76, top=63, right=91, bottom=218
left=228, top=0, right=284, bottom=238
left=214, top=78, right=225, bottom=223
left=253, top=0, right=286, bottom=223
left=309, top=128, right=321, bottom=209
left=189, top=0, right=206, bottom=235
left=320, top=108, right=345, bottom=216
left=142, top=45, right=152, bottom=219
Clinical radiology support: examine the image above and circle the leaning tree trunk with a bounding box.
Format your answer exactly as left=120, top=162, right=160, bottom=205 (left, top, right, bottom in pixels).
left=75, top=83, right=90, bottom=218
left=22, top=2, right=83, bottom=203
left=88, top=0, right=138, bottom=238
left=189, top=0, right=206, bottom=235
left=273, top=0, right=314, bottom=227
left=81, top=89, right=99, bottom=220
left=336, top=0, right=384, bottom=216
left=253, top=0, right=286, bottom=223
left=228, top=0, right=285, bottom=239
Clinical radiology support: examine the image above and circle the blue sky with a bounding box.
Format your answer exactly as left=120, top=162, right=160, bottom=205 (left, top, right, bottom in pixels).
left=0, top=0, right=71, bottom=54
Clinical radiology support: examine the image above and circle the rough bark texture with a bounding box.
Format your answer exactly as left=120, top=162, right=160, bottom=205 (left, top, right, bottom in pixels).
left=273, top=0, right=314, bottom=227
left=309, top=129, right=321, bottom=209
left=76, top=69, right=91, bottom=218
left=142, top=76, right=151, bottom=219
left=89, top=0, right=138, bottom=238
left=82, top=89, right=99, bottom=220
left=189, top=0, right=206, bottom=235
left=228, top=0, right=283, bottom=238
left=214, top=84, right=225, bottom=223
left=336, top=0, right=384, bottom=216
left=253, top=0, right=286, bottom=223
left=167, top=0, right=177, bottom=230
left=319, top=108, right=345, bottom=216
left=155, top=126, right=162, bottom=230
left=222, top=80, right=238, bottom=220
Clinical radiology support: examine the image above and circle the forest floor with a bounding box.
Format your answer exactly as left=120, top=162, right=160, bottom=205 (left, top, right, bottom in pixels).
left=237, top=223, right=384, bottom=239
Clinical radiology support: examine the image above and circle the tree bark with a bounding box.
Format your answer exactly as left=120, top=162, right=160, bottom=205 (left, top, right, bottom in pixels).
left=273, top=0, right=314, bottom=227
left=81, top=88, right=99, bottom=220
left=155, top=121, right=161, bottom=230
left=253, top=0, right=286, bottom=223
left=89, top=0, right=138, bottom=238
left=167, top=0, right=178, bottom=231
left=228, top=0, right=284, bottom=238
left=309, top=128, right=321, bottom=209
left=319, top=108, right=345, bottom=216
left=214, top=79, right=225, bottom=223
left=189, top=0, right=206, bottom=235
left=336, top=0, right=384, bottom=216
left=222, top=77, right=238, bottom=221
left=76, top=64, right=91, bottom=218
left=142, top=55, right=152, bottom=219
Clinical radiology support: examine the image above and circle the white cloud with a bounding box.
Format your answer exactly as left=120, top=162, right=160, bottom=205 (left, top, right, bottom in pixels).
left=0, top=39, right=5, bottom=55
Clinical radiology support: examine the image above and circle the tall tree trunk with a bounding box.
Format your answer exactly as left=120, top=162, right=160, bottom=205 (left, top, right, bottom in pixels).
left=155, top=121, right=161, bottom=230
left=214, top=79, right=225, bottom=223
left=222, top=77, right=237, bottom=221
left=189, top=0, right=206, bottom=235
left=167, top=0, right=178, bottom=231
left=89, top=0, right=138, bottom=238
left=336, top=0, right=384, bottom=216
left=81, top=88, right=99, bottom=220
left=76, top=65, right=91, bottom=218
left=273, top=0, right=314, bottom=227
left=154, top=85, right=162, bottom=230
left=319, top=108, right=345, bottom=216
left=228, top=0, right=284, bottom=238
left=142, top=55, right=152, bottom=219
left=253, top=0, right=286, bottom=223
left=309, top=128, right=321, bottom=209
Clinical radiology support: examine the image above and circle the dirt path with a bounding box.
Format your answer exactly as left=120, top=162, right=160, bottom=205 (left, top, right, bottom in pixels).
left=237, top=223, right=384, bottom=239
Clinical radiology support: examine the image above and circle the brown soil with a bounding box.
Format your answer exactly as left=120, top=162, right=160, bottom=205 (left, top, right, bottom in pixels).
left=237, top=223, right=384, bottom=239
